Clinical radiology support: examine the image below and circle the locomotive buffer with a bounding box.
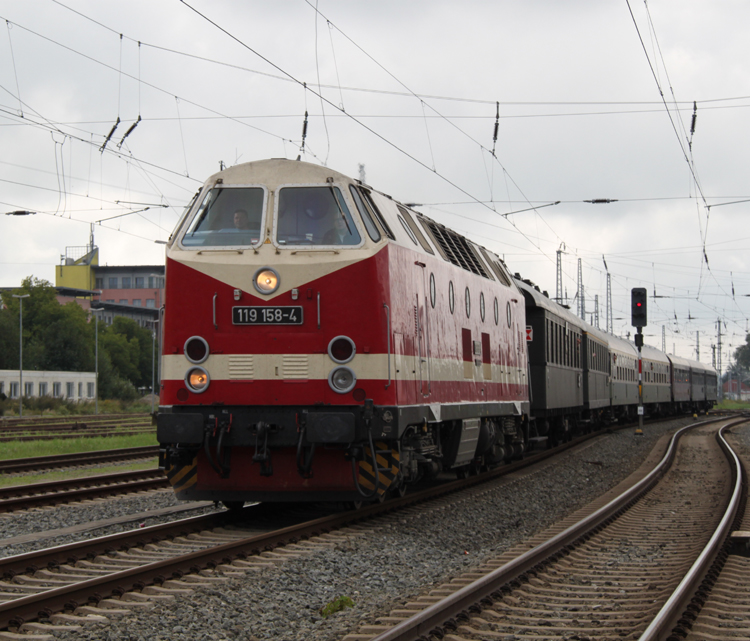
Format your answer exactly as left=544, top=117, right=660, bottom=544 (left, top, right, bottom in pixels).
left=631, top=288, right=648, bottom=435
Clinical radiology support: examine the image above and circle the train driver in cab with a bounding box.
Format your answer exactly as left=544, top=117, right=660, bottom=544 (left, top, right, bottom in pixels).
left=323, top=213, right=357, bottom=245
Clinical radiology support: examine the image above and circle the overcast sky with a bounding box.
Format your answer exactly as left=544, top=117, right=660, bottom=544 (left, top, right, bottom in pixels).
left=1, top=0, right=748, bottom=370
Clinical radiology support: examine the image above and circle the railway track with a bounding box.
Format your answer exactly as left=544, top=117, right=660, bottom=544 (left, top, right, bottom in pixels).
left=0, top=414, right=154, bottom=443
left=0, top=469, right=168, bottom=513
left=0, top=425, right=609, bottom=632
left=347, top=416, right=746, bottom=641
left=0, top=446, right=159, bottom=475
left=0, top=416, right=742, bottom=637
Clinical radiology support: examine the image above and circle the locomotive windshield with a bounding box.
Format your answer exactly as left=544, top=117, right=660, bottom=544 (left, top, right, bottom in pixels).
left=181, top=186, right=265, bottom=247
left=276, top=186, right=361, bottom=247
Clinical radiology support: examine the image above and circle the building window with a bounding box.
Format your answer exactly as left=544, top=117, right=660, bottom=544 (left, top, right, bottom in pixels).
left=78, top=382, right=83, bottom=398
left=109, top=277, right=118, bottom=289
left=135, top=277, right=145, bottom=288
left=53, top=382, right=61, bottom=397
left=87, top=382, right=95, bottom=398
left=24, top=381, right=34, bottom=397
left=10, top=382, right=19, bottom=398
left=95, top=278, right=104, bottom=289
left=66, top=382, right=75, bottom=398
left=122, top=277, right=131, bottom=289
left=146, top=299, right=155, bottom=308
left=132, top=299, right=142, bottom=307
left=106, top=299, right=115, bottom=303
left=39, top=382, right=48, bottom=396
left=119, top=299, right=128, bottom=304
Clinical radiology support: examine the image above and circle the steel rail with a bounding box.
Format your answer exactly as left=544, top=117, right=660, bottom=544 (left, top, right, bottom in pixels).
left=0, top=446, right=159, bottom=474
left=368, top=417, right=738, bottom=641
left=0, top=469, right=168, bottom=513
left=636, top=419, right=746, bottom=641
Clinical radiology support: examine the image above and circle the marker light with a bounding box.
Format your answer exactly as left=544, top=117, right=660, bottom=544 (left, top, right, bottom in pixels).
left=328, top=336, right=356, bottom=364
left=253, top=267, right=280, bottom=295
left=184, top=336, right=209, bottom=364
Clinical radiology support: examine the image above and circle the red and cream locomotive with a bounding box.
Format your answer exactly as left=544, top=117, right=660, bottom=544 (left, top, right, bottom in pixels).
left=157, top=159, right=531, bottom=506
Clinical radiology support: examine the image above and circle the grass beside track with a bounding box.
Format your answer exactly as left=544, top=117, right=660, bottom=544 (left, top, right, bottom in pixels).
left=0, top=459, right=160, bottom=489
left=0, top=433, right=158, bottom=461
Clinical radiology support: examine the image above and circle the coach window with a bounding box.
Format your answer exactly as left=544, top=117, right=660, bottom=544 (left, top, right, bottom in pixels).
left=429, top=273, right=436, bottom=308
left=465, top=287, right=471, bottom=318
left=480, top=293, right=485, bottom=322
left=448, top=281, right=455, bottom=314
left=182, top=186, right=266, bottom=247
left=349, top=185, right=381, bottom=242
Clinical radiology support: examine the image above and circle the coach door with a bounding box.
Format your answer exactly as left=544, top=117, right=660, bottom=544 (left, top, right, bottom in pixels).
left=415, top=262, right=431, bottom=398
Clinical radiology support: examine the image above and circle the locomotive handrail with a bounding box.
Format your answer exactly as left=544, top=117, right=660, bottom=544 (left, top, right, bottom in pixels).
left=212, top=292, right=218, bottom=329
left=384, top=303, right=391, bottom=388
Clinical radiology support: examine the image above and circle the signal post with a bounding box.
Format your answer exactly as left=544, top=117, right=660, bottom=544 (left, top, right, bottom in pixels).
left=631, top=288, right=647, bottom=435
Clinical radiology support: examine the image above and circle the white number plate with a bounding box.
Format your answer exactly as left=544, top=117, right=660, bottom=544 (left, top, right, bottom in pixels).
left=232, top=306, right=303, bottom=325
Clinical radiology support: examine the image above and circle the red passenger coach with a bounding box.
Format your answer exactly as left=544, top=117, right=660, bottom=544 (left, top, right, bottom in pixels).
left=157, top=159, right=530, bottom=506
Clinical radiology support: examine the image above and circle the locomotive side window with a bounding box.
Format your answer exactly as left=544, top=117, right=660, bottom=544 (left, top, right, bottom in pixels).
left=359, top=188, right=395, bottom=240
left=480, top=293, right=485, bottom=322
left=494, top=297, right=499, bottom=325
left=397, top=206, right=435, bottom=254
left=276, top=186, right=362, bottom=247
left=429, top=273, right=436, bottom=308
left=449, top=281, right=455, bottom=314
left=398, top=214, right=419, bottom=246
left=465, top=287, right=471, bottom=318
left=182, top=186, right=265, bottom=247
left=349, top=185, right=382, bottom=242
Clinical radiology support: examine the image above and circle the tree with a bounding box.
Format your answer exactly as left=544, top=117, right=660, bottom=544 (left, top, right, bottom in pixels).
left=735, top=333, right=750, bottom=371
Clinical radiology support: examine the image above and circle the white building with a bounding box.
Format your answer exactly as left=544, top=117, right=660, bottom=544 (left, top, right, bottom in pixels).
left=0, top=370, right=96, bottom=402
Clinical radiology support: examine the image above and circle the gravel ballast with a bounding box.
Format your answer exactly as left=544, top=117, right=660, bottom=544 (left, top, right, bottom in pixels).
left=2, top=416, right=743, bottom=641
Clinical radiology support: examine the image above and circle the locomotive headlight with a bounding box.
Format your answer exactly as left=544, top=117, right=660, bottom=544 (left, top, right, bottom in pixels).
left=253, top=267, right=280, bottom=295
left=328, top=366, right=356, bottom=394
left=186, top=367, right=210, bottom=393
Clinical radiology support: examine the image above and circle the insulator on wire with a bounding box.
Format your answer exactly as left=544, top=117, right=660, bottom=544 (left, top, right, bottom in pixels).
left=296, top=110, right=309, bottom=161
left=491, top=101, right=499, bottom=157
left=117, top=115, right=142, bottom=148
left=690, top=101, right=697, bottom=135
left=99, top=117, right=121, bottom=153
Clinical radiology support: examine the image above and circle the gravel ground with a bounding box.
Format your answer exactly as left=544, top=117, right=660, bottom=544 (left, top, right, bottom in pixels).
left=0, top=490, right=221, bottom=558
left=5, top=416, right=742, bottom=641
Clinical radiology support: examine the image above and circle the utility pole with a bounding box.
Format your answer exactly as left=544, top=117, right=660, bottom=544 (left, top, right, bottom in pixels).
left=556, top=244, right=566, bottom=305
left=577, top=258, right=585, bottom=320
left=594, top=294, right=599, bottom=329
left=606, top=273, right=613, bottom=333
left=662, top=325, right=666, bottom=352
left=696, top=331, right=700, bottom=361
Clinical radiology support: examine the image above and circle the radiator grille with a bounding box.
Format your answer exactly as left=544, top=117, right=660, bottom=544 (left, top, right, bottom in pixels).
left=283, top=355, right=309, bottom=379
left=228, top=355, right=254, bottom=380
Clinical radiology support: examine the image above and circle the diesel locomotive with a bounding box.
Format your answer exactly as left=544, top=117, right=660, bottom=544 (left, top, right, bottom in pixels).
left=156, top=158, right=717, bottom=507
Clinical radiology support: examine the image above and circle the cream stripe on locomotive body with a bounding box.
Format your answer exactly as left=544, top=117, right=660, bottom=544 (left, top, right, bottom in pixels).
left=157, top=159, right=530, bottom=504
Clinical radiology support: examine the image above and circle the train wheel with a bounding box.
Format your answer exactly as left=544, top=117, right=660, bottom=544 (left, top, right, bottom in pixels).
left=222, top=501, right=245, bottom=510
left=345, top=500, right=363, bottom=511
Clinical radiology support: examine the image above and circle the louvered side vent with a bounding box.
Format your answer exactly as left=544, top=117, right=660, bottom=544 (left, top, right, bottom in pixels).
left=229, top=355, right=254, bottom=380
left=424, top=221, right=490, bottom=278
left=283, top=355, right=309, bottom=379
